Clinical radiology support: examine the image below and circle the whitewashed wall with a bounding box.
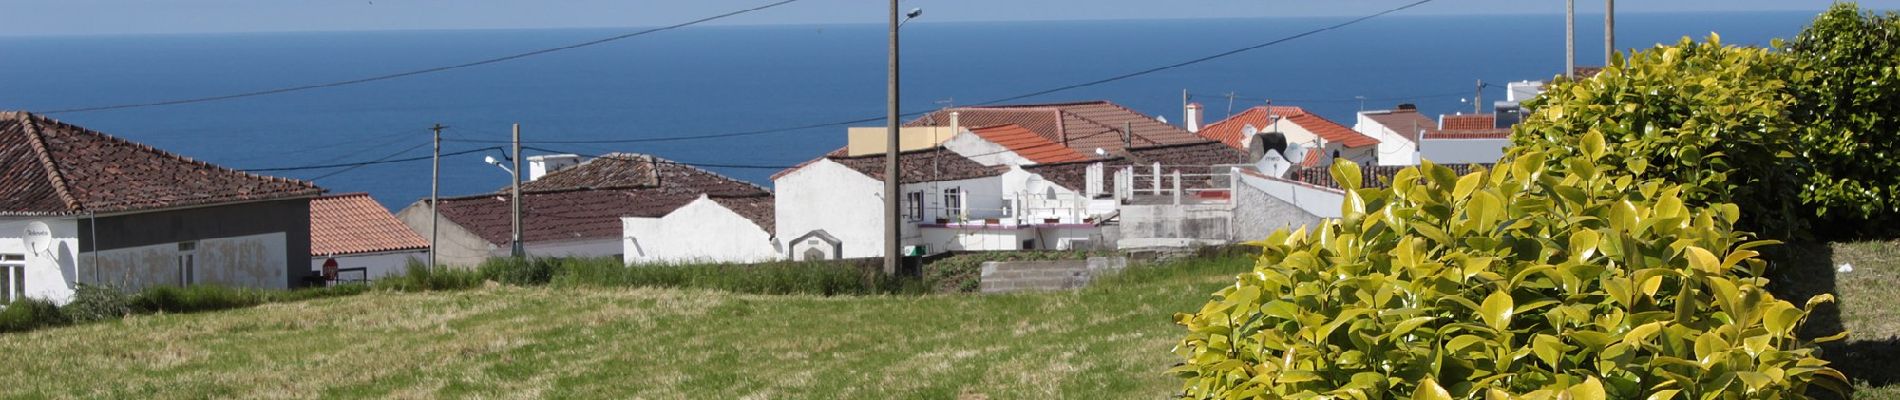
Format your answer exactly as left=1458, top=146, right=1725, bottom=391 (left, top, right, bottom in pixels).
left=1005, top=167, right=1091, bottom=223
left=919, top=227, right=1033, bottom=252
left=1420, top=138, right=1510, bottom=165
left=0, top=218, right=79, bottom=304
left=623, top=196, right=779, bottom=264
left=1357, top=113, right=1420, bottom=166
left=776, top=159, right=885, bottom=259
left=1237, top=170, right=1344, bottom=219
left=311, top=251, right=424, bottom=282
left=943, top=131, right=1034, bottom=167
left=90, top=232, right=288, bottom=292
left=517, top=238, right=621, bottom=260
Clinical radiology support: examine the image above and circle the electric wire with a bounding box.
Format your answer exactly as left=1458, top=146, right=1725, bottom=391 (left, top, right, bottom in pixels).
left=443, top=0, right=1438, bottom=146
left=242, top=146, right=503, bottom=173
left=35, top=0, right=802, bottom=114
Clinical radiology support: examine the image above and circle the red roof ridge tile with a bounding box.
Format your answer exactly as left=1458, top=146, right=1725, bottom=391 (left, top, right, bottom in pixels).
left=14, top=113, right=82, bottom=212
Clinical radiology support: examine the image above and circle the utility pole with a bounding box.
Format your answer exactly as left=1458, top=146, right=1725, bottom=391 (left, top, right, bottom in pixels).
left=1474, top=80, right=1484, bottom=115
left=510, top=123, right=524, bottom=258
left=1566, top=0, right=1576, bottom=79
left=1605, top=0, right=1615, bottom=66
left=883, top=0, right=902, bottom=275
left=430, top=123, right=444, bottom=270
left=1224, top=92, right=1238, bottom=120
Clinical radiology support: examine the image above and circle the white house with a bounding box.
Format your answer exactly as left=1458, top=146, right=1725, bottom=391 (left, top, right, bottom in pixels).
left=1, top=111, right=324, bottom=304
left=1355, top=105, right=1437, bottom=166
left=1421, top=114, right=1512, bottom=165
left=774, top=147, right=1010, bottom=260
left=398, top=153, right=771, bottom=266
left=310, top=193, right=428, bottom=283
left=1194, top=104, right=1380, bottom=167
left=622, top=194, right=778, bottom=264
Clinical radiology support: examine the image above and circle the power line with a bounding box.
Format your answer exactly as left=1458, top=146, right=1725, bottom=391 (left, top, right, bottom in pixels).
left=444, top=0, right=1436, bottom=146
left=520, top=146, right=795, bottom=169
left=1189, top=89, right=1474, bottom=105
left=243, top=146, right=502, bottom=173
left=35, top=0, right=802, bottom=114
left=307, top=139, right=435, bottom=181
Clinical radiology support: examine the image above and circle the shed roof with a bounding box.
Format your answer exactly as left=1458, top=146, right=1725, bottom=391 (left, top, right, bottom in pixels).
left=906, top=101, right=1203, bottom=154
left=1200, top=106, right=1377, bottom=149
left=966, top=124, right=1090, bottom=164
left=311, top=193, right=428, bottom=256
left=434, top=153, right=769, bottom=246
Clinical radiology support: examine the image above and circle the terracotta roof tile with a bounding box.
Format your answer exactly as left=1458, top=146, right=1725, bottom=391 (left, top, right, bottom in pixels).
left=0, top=111, right=322, bottom=215
left=436, top=153, right=769, bottom=246
left=311, top=193, right=428, bottom=256
left=1440, top=114, right=1496, bottom=131
left=824, top=147, right=1007, bottom=184
left=1201, top=106, right=1378, bottom=150
left=708, top=194, right=775, bottom=233
left=907, top=101, right=1202, bottom=154
left=966, top=124, right=1090, bottom=164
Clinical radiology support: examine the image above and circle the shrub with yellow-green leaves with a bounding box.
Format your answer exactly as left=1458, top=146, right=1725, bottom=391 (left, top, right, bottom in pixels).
left=1171, top=146, right=1850, bottom=398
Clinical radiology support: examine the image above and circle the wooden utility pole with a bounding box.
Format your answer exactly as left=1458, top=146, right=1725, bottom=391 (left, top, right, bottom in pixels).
left=1566, top=0, right=1576, bottom=79
left=883, top=0, right=902, bottom=274
left=510, top=123, right=523, bottom=258
left=429, top=123, right=444, bottom=270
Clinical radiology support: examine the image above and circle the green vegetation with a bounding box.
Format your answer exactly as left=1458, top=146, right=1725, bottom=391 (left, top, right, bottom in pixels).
left=0, top=255, right=1250, bottom=399
left=1174, top=155, right=1845, bottom=398
left=1782, top=4, right=1900, bottom=237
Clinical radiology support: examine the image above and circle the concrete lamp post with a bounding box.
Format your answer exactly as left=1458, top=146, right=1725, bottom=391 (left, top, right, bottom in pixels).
left=484, top=155, right=524, bottom=258
left=883, top=3, right=921, bottom=275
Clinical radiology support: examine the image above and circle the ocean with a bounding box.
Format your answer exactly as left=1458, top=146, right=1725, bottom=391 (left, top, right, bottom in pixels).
left=0, top=11, right=1826, bottom=209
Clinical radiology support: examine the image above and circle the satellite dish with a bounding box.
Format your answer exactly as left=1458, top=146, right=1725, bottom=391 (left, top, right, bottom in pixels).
left=23, top=221, right=52, bottom=257
left=1241, top=124, right=1259, bottom=137
left=1284, top=142, right=1310, bottom=166
left=1155, top=115, right=1168, bottom=124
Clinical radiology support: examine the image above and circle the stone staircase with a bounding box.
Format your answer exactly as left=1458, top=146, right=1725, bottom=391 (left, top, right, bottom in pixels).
left=978, top=257, right=1127, bottom=293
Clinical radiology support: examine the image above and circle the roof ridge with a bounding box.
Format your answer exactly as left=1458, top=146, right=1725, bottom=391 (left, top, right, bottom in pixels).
left=16, top=113, right=83, bottom=212
left=652, top=157, right=773, bottom=194
left=27, top=112, right=322, bottom=211
left=1062, top=108, right=1159, bottom=146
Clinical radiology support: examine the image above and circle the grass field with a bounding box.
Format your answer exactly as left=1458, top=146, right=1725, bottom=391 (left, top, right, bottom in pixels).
left=0, top=256, right=1248, bottom=399
left=1, top=239, right=1895, bottom=399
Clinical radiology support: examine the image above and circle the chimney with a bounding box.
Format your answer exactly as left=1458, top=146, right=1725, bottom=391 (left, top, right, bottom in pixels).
left=1184, top=103, right=1204, bottom=133
left=527, top=154, right=582, bottom=181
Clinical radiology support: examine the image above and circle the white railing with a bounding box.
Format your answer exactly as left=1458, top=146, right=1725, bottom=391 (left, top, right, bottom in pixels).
left=1110, top=162, right=1246, bottom=205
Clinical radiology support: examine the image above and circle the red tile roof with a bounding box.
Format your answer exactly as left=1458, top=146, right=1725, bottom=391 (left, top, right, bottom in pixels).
left=1430, top=114, right=1512, bottom=139
left=0, top=111, right=322, bottom=215
left=1440, top=114, right=1494, bottom=131
left=311, top=193, right=428, bottom=256
left=436, top=153, right=770, bottom=246
left=824, top=147, right=1008, bottom=184
left=708, top=194, right=775, bottom=233
left=1199, top=106, right=1377, bottom=150
left=966, top=124, right=1090, bottom=164
left=906, top=101, right=1203, bottom=154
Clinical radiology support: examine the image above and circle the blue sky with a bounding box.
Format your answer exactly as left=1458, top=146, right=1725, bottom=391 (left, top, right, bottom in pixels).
left=3, top=0, right=1895, bottom=36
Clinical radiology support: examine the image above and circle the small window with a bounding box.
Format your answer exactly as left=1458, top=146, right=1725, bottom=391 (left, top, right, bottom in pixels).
left=904, top=191, right=924, bottom=222
left=943, top=188, right=964, bottom=219
left=0, top=254, right=23, bottom=303
left=177, top=242, right=197, bottom=286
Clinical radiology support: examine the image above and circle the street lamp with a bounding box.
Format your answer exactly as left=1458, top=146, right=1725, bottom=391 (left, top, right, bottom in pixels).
left=884, top=3, right=922, bottom=275
left=484, top=154, right=524, bottom=258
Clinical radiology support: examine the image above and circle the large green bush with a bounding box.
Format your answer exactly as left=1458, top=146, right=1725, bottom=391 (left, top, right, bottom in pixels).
left=1512, top=34, right=1806, bottom=239
left=1782, top=3, right=1900, bottom=237
left=1172, top=154, right=1849, bottom=398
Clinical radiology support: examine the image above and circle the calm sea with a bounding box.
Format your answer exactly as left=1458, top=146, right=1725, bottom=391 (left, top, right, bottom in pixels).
left=0, top=12, right=1823, bottom=209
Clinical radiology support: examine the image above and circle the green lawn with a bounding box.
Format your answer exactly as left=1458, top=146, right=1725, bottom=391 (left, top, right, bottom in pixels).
left=2, top=239, right=1895, bottom=399
left=1766, top=239, right=1900, bottom=399
left=0, top=257, right=1247, bottom=399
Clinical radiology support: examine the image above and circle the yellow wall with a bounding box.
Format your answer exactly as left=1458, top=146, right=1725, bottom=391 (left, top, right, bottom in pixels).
left=846, top=127, right=956, bottom=156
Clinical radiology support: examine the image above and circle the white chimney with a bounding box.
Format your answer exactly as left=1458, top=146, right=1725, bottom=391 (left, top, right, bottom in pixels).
left=528, top=154, right=582, bottom=181
left=949, top=111, right=961, bottom=133
left=1185, top=103, right=1204, bottom=133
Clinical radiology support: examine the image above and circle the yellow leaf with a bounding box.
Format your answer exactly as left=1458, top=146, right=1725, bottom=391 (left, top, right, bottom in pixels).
left=1566, top=377, right=1607, bottom=400
left=1414, top=378, right=1454, bottom=400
